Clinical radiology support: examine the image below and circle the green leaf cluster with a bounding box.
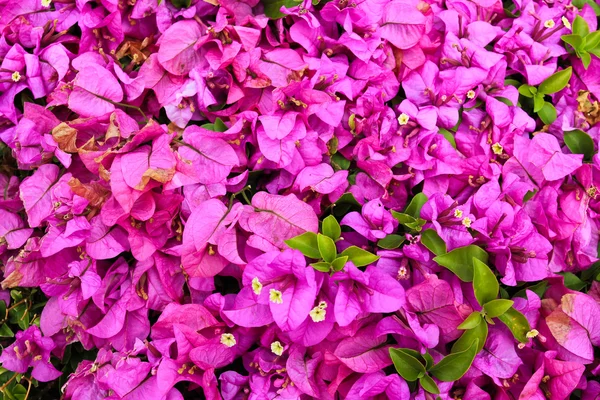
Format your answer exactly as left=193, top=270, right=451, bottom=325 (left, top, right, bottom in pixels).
left=518, top=67, right=572, bottom=124
left=285, top=215, right=379, bottom=273
left=562, top=16, right=600, bottom=68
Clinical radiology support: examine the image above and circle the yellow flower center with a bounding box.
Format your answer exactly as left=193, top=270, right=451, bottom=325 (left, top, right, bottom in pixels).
left=397, top=266, right=408, bottom=279
left=41, top=0, right=52, bottom=6
left=492, top=142, right=504, bottom=155
left=462, top=217, right=472, bottom=228
left=526, top=329, right=539, bottom=339
left=11, top=71, right=21, bottom=82
left=397, top=113, right=410, bottom=126
left=562, top=17, right=571, bottom=30
left=269, top=289, right=283, bottom=304
left=544, top=19, right=555, bottom=28
left=454, top=209, right=463, bottom=218
left=220, top=333, right=236, bottom=347
left=271, top=341, right=284, bottom=356
left=309, top=306, right=326, bottom=322
left=317, top=301, right=327, bottom=309
left=466, top=90, right=476, bottom=99
left=252, top=277, right=262, bottom=295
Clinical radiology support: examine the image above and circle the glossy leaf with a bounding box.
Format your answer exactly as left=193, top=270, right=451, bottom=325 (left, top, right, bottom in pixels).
left=430, top=340, right=479, bottom=381
left=331, top=256, right=348, bottom=272
left=419, top=374, right=440, bottom=394
left=538, top=102, right=557, bottom=125
left=339, top=246, right=380, bottom=267
left=564, top=129, right=595, bottom=161
left=433, top=245, right=489, bottom=282
left=285, top=232, right=321, bottom=259
left=317, top=233, right=337, bottom=263
left=562, top=34, right=583, bottom=51
left=483, top=299, right=514, bottom=318
left=404, top=193, right=428, bottom=218
left=263, top=0, right=302, bottom=18
left=518, top=84, right=535, bottom=98
left=452, top=320, right=488, bottom=353
left=423, top=352, right=435, bottom=370
left=572, top=15, right=589, bottom=37
left=377, top=234, right=405, bottom=249
left=389, top=348, right=426, bottom=382
left=473, top=259, right=499, bottom=306
left=458, top=311, right=483, bottom=330
left=585, top=31, right=600, bottom=50
left=322, top=215, right=341, bottom=241
left=311, top=262, right=331, bottom=273
left=498, top=307, right=531, bottom=343
left=538, top=67, right=572, bottom=95
left=533, top=93, right=545, bottom=112
left=421, top=229, right=447, bottom=256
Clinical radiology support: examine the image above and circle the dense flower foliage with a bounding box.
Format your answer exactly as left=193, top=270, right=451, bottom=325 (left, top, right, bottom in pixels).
left=0, top=0, right=600, bottom=398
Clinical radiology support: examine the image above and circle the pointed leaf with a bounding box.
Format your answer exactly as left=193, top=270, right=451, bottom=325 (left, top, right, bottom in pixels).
left=419, top=374, right=440, bottom=394
left=286, top=232, right=321, bottom=259
left=317, top=233, right=337, bottom=263
left=483, top=299, right=514, bottom=318
left=452, top=320, right=488, bottom=353
left=572, top=15, right=589, bottom=37
left=377, top=234, right=405, bottom=249
left=584, top=31, right=600, bottom=50
left=322, top=215, right=341, bottom=241
left=331, top=256, right=348, bottom=272
left=339, top=246, right=380, bottom=267
left=533, top=93, right=545, bottom=112
left=433, top=245, right=488, bottom=282
left=473, top=259, right=499, bottom=306
left=311, top=262, right=332, bottom=273
left=389, top=348, right=426, bottom=382
left=430, top=340, right=479, bottom=382
left=421, top=229, right=447, bottom=256
left=404, top=193, right=428, bottom=218
left=564, top=129, right=595, bottom=161
left=458, top=312, right=483, bottom=330
left=538, top=67, right=572, bottom=95
left=497, top=307, right=530, bottom=343
left=538, top=102, right=557, bottom=125
left=562, top=34, right=583, bottom=50
left=518, top=84, right=535, bottom=98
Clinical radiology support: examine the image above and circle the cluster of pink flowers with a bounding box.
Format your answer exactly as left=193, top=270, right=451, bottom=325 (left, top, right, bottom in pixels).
left=0, top=0, right=600, bottom=398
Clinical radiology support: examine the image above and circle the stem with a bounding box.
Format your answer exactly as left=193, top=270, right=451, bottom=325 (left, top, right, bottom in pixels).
left=0, top=374, right=17, bottom=392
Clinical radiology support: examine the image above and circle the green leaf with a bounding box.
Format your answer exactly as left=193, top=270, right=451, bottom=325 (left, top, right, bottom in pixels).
left=483, top=299, right=514, bottom=318
left=514, top=280, right=548, bottom=299
left=201, top=118, right=228, bottom=132
left=170, top=0, right=192, bottom=7
left=419, top=374, right=440, bottom=394
left=423, top=352, right=435, bottom=370
left=331, top=153, right=351, bottom=170
left=421, top=229, right=447, bottom=256
left=564, top=129, right=595, bottom=161
left=561, top=272, right=587, bottom=291
left=389, top=348, right=426, bottom=382
left=572, top=15, right=590, bottom=37
left=452, top=320, right=488, bottom=353
left=533, top=93, right=545, bottom=113
left=285, top=232, right=321, bottom=259
left=562, top=34, right=584, bottom=51
left=458, top=311, right=483, bottom=330
left=331, top=256, right=348, bottom=272
left=404, top=193, right=428, bottom=218
left=584, top=31, right=600, bottom=50
left=0, top=323, right=14, bottom=338
left=473, top=259, right=499, bottom=306
left=518, top=84, right=535, bottom=98
left=433, top=245, right=489, bottom=282
left=339, top=246, right=380, bottom=267
left=322, top=215, right=341, bottom=241
left=523, top=189, right=537, bottom=202
left=581, top=51, right=592, bottom=69
left=439, top=128, right=457, bottom=148
left=538, top=67, right=572, bottom=95
left=498, top=307, right=531, bottom=343
left=495, top=96, right=514, bottom=107
left=430, top=340, right=479, bottom=382
left=262, top=0, right=302, bottom=18
left=317, top=233, right=337, bottom=263
left=327, top=137, right=339, bottom=155
left=377, top=234, right=405, bottom=249
left=11, top=384, right=27, bottom=400
left=538, top=102, right=557, bottom=125
left=310, top=262, right=332, bottom=273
